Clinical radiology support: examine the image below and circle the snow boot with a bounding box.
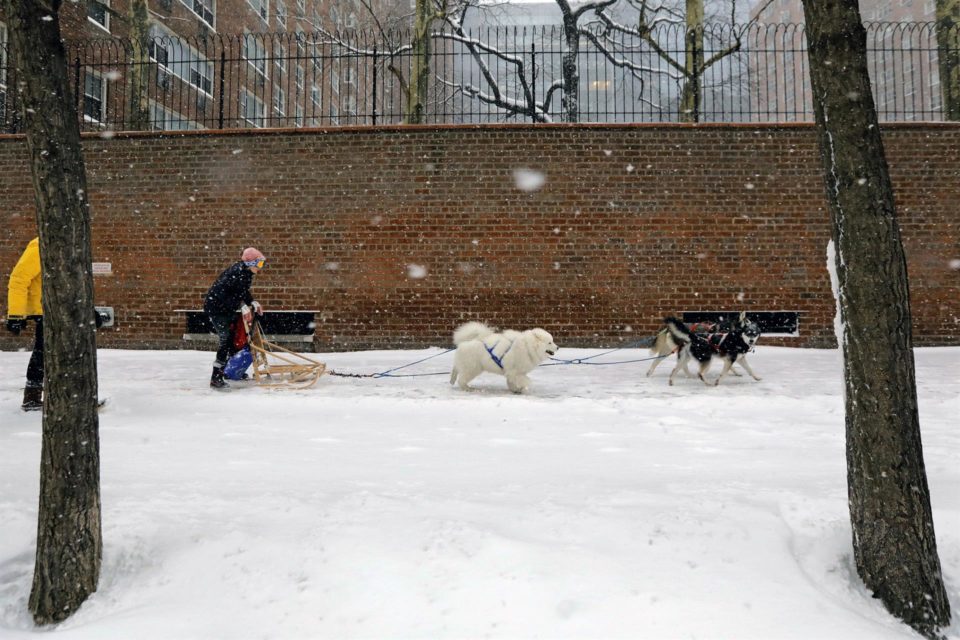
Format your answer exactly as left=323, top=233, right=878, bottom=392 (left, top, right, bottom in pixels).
left=210, top=367, right=229, bottom=389
left=21, top=386, right=42, bottom=412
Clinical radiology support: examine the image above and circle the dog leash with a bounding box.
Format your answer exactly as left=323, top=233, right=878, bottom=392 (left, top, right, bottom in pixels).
left=329, top=348, right=455, bottom=379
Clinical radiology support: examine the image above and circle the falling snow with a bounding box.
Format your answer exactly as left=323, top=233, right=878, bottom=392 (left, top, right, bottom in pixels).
left=513, top=168, right=546, bottom=192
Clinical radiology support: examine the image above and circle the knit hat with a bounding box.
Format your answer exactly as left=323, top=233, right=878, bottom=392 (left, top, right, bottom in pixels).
left=241, top=247, right=265, bottom=267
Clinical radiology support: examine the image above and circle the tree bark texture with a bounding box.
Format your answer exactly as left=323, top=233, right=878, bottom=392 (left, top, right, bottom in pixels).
left=404, top=0, right=433, bottom=124
left=127, top=0, right=152, bottom=130
left=936, top=0, right=960, bottom=120
left=4, top=0, right=103, bottom=625
left=679, top=0, right=705, bottom=123
left=557, top=0, right=580, bottom=123
left=801, top=2, right=950, bottom=637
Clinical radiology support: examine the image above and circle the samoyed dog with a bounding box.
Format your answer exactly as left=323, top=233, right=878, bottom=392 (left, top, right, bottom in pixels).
left=450, top=321, right=558, bottom=393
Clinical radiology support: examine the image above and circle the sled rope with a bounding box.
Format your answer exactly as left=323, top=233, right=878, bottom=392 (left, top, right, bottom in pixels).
left=328, top=334, right=673, bottom=380
left=329, top=348, right=455, bottom=379
left=543, top=335, right=657, bottom=366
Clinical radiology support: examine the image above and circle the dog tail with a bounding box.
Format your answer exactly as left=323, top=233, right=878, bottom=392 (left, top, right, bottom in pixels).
left=650, top=327, right=672, bottom=355
left=664, top=317, right=693, bottom=344
left=453, top=321, right=494, bottom=346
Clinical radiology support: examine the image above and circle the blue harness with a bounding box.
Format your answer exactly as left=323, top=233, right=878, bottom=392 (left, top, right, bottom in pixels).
left=485, top=339, right=514, bottom=369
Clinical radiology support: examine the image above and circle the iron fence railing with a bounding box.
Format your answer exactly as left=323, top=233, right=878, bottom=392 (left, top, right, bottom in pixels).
left=0, top=22, right=952, bottom=132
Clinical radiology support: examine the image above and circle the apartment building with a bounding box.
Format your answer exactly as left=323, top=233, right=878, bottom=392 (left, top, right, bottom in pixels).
left=0, top=0, right=390, bottom=132
left=749, top=0, right=943, bottom=120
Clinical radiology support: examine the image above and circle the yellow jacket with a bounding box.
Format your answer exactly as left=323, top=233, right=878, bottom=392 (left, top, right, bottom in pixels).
left=7, top=237, right=42, bottom=318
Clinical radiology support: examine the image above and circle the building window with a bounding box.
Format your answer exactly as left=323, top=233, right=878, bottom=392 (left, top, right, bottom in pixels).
left=295, top=32, right=306, bottom=57
left=0, top=22, right=7, bottom=123
left=244, top=32, right=268, bottom=77
left=240, top=89, right=265, bottom=127
left=310, top=84, right=321, bottom=114
left=296, top=65, right=304, bottom=92
left=274, top=43, right=286, bottom=76
left=88, top=0, right=110, bottom=32
left=248, top=0, right=268, bottom=22
left=273, top=86, right=285, bottom=116
left=295, top=104, right=303, bottom=127
left=83, top=70, right=107, bottom=123
left=296, top=0, right=305, bottom=16
left=149, top=26, right=214, bottom=96
left=343, top=93, right=356, bottom=115
left=150, top=101, right=202, bottom=130
left=275, top=0, right=286, bottom=28
left=180, top=0, right=215, bottom=28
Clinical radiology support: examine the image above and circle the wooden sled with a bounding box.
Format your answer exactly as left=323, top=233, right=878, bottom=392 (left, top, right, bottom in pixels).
left=246, top=319, right=326, bottom=389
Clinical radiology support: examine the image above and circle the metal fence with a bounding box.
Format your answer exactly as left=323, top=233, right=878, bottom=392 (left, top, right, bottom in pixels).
left=0, top=22, right=951, bottom=132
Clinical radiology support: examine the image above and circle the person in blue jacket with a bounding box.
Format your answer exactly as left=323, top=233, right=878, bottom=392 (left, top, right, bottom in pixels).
left=204, top=247, right=265, bottom=389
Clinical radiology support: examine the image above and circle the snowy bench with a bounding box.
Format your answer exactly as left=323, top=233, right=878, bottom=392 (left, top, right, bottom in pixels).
left=177, top=310, right=318, bottom=345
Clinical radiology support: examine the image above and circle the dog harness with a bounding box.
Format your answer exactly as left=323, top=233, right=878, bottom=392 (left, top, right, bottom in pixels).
left=485, top=339, right=514, bottom=369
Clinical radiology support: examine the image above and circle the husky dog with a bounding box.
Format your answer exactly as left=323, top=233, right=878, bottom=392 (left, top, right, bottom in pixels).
left=647, top=319, right=739, bottom=378
left=450, top=321, right=558, bottom=393
left=653, top=313, right=762, bottom=386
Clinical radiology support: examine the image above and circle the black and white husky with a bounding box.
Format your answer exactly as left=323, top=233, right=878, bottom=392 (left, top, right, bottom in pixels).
left=647, top=313, right=762, bottom=386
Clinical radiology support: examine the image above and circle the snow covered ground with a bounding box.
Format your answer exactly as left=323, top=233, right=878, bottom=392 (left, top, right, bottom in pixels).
left=1, top=345, right=957, bottom=640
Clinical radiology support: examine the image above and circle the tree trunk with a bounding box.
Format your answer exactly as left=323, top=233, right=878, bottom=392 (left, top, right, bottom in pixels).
left=679, top=0, right=704, bottom=123
left=801, top=2, right=951, bottom=638
left=3, top=0, right=103, bottom=625
left=557, top=0, right=580, bottom=123
left=128, top=0, right=152, bottom=131
left=936, top=0, right=960, bottom=120
left=404, top=0, right=432, bottom=124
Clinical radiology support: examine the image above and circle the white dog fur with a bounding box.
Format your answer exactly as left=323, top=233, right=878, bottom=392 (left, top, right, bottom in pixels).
left=450, top=321, right=558, bottom=393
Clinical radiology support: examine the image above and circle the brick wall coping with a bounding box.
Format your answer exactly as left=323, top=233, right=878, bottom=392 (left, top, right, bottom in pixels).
left=1, top=120, right=958, bottom=143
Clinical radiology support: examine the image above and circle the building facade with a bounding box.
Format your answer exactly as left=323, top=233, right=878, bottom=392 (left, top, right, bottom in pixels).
left=749, top=0, right=943, bottom=120
left=0, top=0, right=391, bottom=132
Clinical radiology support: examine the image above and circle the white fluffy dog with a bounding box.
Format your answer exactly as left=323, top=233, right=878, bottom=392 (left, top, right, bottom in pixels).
left=450, top=321, right=558, bottom=393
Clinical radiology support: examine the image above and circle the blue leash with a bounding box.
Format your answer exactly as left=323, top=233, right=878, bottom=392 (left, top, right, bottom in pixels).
left=543, top=336, right=655, bottom=366
left=329, top=335, right=666, bottom=379
left=329, top=348, right=455, bottom=379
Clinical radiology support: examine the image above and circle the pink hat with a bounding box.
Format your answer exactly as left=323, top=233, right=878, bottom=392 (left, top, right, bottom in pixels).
left=241, top=247, right=265, bottom=266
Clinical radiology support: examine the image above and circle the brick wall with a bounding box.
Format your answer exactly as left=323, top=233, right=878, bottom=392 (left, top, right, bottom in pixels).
left=1, top=123, right=958, bottom=350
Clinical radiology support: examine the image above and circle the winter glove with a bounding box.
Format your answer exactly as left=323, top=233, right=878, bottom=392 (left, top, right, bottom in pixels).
left=252, top=300, right=264, bottom=316
left=94, top=309, right=105, bottom=329
left=6, top=317, right=26, bottom=335
left=241, top=304, right=253, bottom=325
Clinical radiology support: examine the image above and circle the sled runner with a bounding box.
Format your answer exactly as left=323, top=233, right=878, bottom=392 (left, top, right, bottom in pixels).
left=244, top=318, right=327, bottom=388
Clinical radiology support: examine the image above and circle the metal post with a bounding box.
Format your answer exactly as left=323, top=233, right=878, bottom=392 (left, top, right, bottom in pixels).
left=218, top=48, right=226, bottom=129
left=74, top=56, right=82, bottom=128
left=531, top=41, right=537, bottom=123
left=372, top=45, right=378, bottom=126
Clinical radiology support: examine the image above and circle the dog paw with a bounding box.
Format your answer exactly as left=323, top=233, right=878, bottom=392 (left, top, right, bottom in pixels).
left=752, top=376, right=762, bottom=381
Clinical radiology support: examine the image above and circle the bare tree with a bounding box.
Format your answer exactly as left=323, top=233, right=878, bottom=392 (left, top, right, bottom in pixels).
left=590, top=0, right=773, bottom=121
left=320, top=0, right=660, bottom=123
left=2, top=0, right=103, bottom=625
left=801, top=1, right=951, bottom=638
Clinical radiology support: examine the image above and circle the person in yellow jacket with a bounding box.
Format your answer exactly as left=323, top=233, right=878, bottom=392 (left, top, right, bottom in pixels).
left=6, top=237, right=44, bottom=411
